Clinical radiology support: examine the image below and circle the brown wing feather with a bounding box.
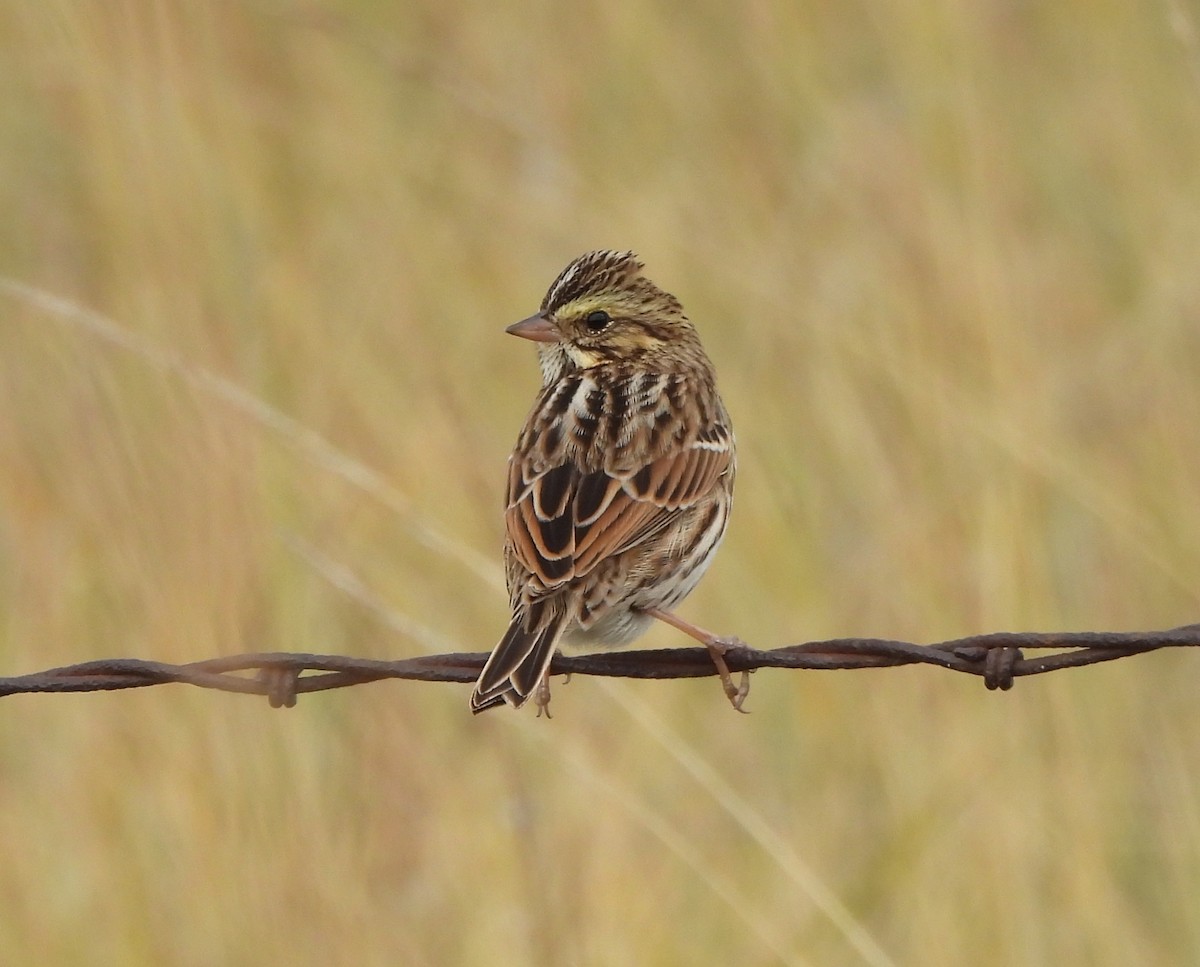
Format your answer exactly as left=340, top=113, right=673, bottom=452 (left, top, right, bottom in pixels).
left=505, top=432, right=733, bottom=594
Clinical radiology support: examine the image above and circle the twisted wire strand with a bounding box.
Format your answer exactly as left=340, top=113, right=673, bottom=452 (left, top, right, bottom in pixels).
left=3, top=625, right=1194, bottom=708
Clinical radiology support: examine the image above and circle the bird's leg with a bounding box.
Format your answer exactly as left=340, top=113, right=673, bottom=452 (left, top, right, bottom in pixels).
left=533, top=673, right=554, bottom=719
left=642, top=607, right=750, bottom=712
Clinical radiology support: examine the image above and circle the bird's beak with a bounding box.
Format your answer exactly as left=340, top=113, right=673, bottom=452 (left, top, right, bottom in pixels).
left=505, top=313, right=560, bottom=343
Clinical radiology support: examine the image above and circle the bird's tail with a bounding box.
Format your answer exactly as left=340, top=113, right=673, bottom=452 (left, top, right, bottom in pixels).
left=470, top=605, right=569, bottom=713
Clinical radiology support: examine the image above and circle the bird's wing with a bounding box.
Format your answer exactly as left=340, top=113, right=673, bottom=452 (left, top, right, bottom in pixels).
left=505, top=423, right=734, bottom=594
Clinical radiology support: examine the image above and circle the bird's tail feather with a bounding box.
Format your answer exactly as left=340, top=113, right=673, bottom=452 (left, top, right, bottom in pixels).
left=470, top=606, right=568, bottom=713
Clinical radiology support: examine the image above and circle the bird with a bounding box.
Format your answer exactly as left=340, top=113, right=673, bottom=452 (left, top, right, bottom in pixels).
left=469, top=250, right=744, bottom=715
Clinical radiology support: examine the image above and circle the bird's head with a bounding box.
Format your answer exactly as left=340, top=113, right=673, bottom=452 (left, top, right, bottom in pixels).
left=508, top=250, right=703, bottom=381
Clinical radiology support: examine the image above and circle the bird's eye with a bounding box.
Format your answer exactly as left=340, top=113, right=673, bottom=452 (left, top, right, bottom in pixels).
left=584, top=310, right=611, bottom=332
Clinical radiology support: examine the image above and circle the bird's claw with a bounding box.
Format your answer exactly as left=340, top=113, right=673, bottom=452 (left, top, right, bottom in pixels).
left=705, top=635, right=751, bottom=713
left=534, top=675, right=554, bottom=718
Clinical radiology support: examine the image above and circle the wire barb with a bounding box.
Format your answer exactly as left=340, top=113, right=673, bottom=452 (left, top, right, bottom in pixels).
left=1, top=625, right=1195, bottom=706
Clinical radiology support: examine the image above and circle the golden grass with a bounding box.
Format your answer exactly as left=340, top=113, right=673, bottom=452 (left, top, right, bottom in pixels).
left=3, top=1, right=1200, bottom=963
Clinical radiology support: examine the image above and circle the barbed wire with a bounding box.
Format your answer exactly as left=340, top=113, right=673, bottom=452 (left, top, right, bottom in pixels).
left=1, top=625, right=1195, bottom=708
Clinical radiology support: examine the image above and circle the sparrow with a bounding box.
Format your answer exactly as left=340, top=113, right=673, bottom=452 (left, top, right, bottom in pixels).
left=470, top=250, right=743, bottom=714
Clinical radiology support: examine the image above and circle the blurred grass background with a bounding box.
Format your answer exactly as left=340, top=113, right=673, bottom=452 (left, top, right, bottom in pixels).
left=2, top=1, right=1200, bottom=964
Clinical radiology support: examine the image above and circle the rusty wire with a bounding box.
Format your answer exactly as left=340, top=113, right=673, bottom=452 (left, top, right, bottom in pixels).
left=1, top=624, right=1195, bottom=708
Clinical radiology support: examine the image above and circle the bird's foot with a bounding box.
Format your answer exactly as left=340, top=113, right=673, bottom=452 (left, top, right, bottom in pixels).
left=534, top=674, right=554, bottom=719
left=705, top=635, right=751, bottom=713
left=642, top=607, right=751, bottom=713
